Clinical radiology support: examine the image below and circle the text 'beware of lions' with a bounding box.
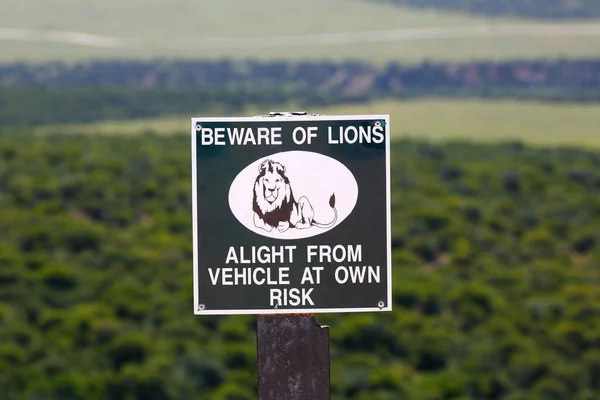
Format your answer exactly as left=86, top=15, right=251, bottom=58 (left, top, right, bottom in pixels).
left=197, top=121, right=385, bottom=146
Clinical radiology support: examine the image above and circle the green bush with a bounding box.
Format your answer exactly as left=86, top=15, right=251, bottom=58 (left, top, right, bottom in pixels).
left=1, top=134, right=599, bottom=399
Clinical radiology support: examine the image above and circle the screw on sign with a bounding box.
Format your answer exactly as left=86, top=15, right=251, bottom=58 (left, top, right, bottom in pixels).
left=191, top=113, right=391, bottom=400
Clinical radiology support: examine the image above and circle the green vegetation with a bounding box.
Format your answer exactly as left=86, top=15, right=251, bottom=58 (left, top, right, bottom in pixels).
left=1, top=133, right=600, bottom=399
left=324, top=99, right=600, bottom=148
left=31, top=99, right=600, bottom=150
left=374, top=0, right=600, bottom=19
left=2, top=58, right=600, bottom=129
left=2, top=0, right=600, bottom=63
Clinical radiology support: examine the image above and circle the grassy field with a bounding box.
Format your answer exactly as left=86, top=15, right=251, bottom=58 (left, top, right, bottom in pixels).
left=34, top=99, right=600, bottom=149
left=2, top=0, right=600, bottom=63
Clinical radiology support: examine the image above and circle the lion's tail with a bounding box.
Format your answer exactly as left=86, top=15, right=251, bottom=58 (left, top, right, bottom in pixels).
left=311, top=193, right=338, bottom=229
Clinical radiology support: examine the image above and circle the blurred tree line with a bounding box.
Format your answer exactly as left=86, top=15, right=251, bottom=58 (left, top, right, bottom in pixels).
left=0, top=133, right=599, bottom=399
left=1, top=58, right=599, bottom=128
left=2, top=58, right=599, bottom=90
left=372, top=0, right=600, bottom=19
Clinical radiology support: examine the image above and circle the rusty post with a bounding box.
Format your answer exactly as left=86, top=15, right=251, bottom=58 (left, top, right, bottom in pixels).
left=256, top=314, right=330, bottom=400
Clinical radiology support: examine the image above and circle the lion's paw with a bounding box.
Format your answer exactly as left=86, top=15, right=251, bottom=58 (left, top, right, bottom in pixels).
left=260, top=225, right=273, bottom=232
left=278, top=221, right=290, bottom=232
left=295, top=222, right=311, bottom=230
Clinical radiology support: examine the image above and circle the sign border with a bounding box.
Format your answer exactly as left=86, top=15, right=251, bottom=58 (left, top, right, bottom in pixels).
left=191, top=114, right=392, bottom=315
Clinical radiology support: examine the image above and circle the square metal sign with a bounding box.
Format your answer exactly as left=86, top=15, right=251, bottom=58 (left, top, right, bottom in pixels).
left=191, top=113, right=391, bottom=315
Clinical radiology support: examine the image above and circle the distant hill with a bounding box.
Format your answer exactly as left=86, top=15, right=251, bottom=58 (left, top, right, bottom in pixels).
left=2, top=58, right=600, bottom=129
left=373, top=0, right=600, bottom=19
left=1, top=0, right=600, bottom=63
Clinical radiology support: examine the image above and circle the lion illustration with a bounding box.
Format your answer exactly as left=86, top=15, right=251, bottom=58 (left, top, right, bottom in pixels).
left=252, top=159, right=337, bottom=233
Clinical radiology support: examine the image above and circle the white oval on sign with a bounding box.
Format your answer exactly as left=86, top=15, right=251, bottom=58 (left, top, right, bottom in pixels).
left=228, top=150, right=359, bottom=240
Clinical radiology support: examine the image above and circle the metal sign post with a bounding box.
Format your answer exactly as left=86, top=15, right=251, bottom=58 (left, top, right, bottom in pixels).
left=256, top=313, right=330, bottom=400
left=191, top=112, right=391, bottom=399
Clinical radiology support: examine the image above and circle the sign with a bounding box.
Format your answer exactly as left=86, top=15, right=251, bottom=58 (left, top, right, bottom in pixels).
left=191, top=113, right=391, bottom=315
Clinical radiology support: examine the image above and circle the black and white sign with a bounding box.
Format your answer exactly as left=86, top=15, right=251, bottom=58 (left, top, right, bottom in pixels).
left=192, top=114, right=391, bottom=315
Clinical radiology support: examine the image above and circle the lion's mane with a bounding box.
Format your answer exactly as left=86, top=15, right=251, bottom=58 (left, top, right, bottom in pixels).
left=252, top=160, right=296, bottom=228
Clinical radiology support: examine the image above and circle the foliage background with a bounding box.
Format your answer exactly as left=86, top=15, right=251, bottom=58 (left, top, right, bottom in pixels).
left=373, top=0, right=600, bottom=19
left=1, top=58, right=600, bottom=128
left=4, top=0, right=600, bottom=63
left=1, top=134, right=600, bottom=399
